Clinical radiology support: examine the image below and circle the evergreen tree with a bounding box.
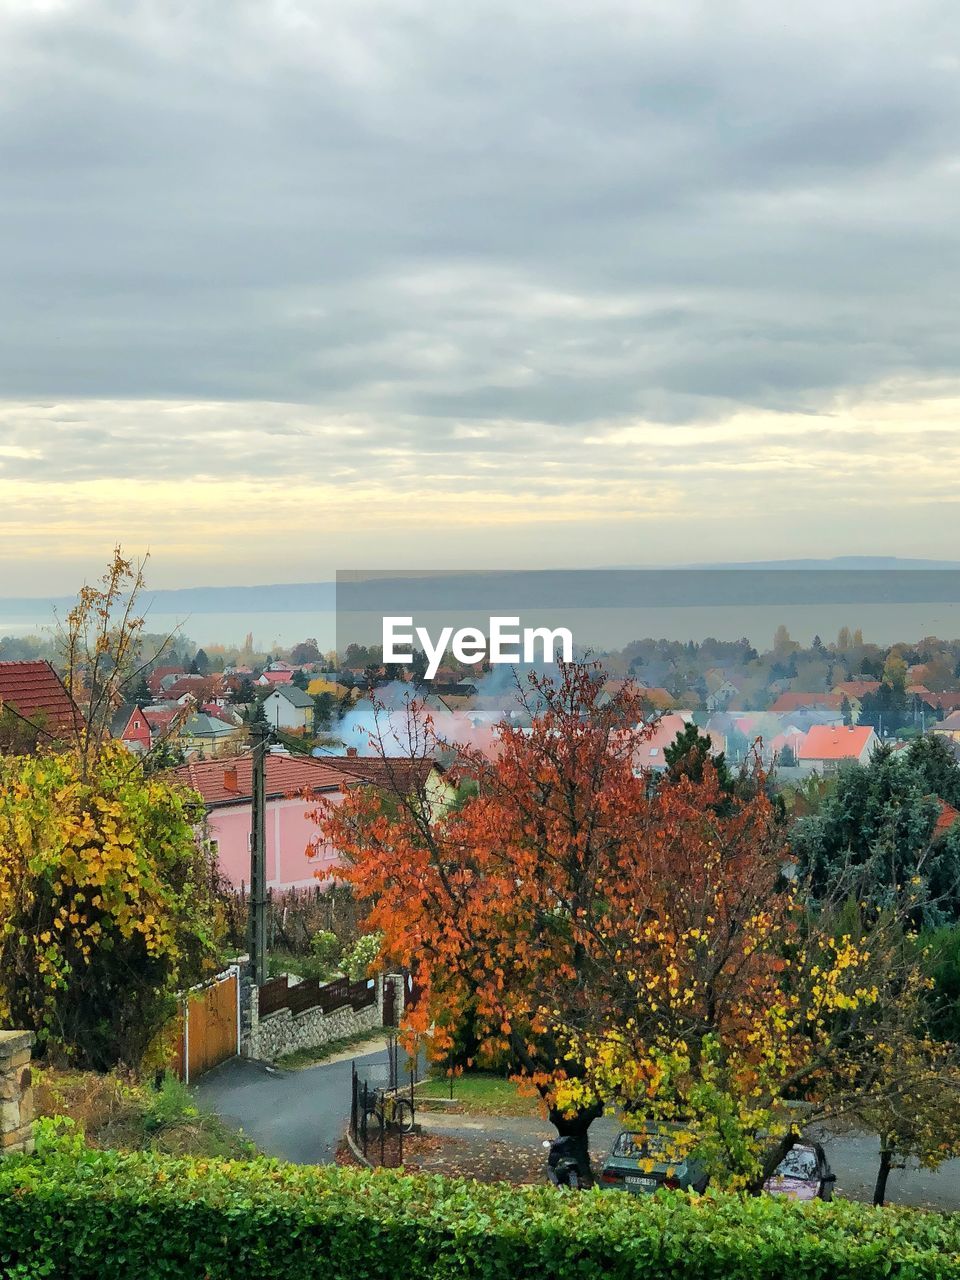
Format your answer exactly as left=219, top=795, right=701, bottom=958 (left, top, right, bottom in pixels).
left=664, top=721, right=734, bottom=792
left=791, top=747, right=960, bottom=923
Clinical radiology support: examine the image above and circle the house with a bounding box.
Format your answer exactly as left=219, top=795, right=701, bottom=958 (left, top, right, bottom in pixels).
left=119, top=700, right=238, bottom=757
left=832, top=680, right=881, bottom=701
left=931, top=692, right=960, bottom=718
left=770, top=692, right=845, bottom=717
left=257, top=670, right=294, bottom=687
left=173, top=753, right=348, bottom=890
left=0, top=660, right=81, bottom=744
left=176, top=713, right=243, bottom=756
left=705, top=678, right=741, bottom=713
left=173, top=751, right=451, bottom=891
left=163, top=674, right=221, bottom=704
left=632, top=712, right=723, bottom=773
left=932, top=711, right=960, bottom=745
left=797, top=724, right=879, bottom=773
left=322, top=750, right=455, bottom=815
left=146, top=666, right=185, bottom=697
left=119, top=703, right=153, bottom=753
left=261, top=684, right=314, bottom=732
left=934, top=801, right=960, bottom=841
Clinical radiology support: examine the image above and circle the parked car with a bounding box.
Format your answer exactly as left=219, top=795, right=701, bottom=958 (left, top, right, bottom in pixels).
left=598, top=1125, right=710, bottom=1195
left=762, top=1140, right=836, bottom=1201
left=600, top=1128, right=836, bottom=1201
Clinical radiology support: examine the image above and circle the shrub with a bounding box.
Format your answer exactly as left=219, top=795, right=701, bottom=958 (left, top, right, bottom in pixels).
left=310, top=929, right=340, bottom=969
left=1, top=1141, right=959, bottom=1279
left=342, top=931, right=383, bottom=982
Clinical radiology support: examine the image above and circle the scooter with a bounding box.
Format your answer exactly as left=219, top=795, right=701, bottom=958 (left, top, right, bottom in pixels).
left=544, top=1136, right=587, bottom=1190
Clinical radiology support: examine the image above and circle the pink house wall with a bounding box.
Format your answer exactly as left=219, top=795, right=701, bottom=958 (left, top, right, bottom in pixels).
left=208, top=792, right=345, bottom=892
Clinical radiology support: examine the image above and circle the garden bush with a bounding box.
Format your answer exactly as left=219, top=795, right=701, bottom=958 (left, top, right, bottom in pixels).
left=1, top=1130, right=959, bottom=1279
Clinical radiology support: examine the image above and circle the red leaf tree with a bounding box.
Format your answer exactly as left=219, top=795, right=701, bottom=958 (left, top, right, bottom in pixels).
left=318, top=664, right=891, bottom=1183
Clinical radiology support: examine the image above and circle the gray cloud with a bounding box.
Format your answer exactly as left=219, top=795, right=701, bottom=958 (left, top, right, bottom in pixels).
left=0, top=0, right=958, bottom=425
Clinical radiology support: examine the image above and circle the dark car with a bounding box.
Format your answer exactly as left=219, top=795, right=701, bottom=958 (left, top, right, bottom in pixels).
left=598, top=1125, right=710, bottom=1195
left=762, top=1140, right=836, bottom=1201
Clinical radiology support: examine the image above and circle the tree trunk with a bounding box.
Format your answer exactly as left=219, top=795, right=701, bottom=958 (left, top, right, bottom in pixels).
left=746, top=1130, right=798, bottom=1196
left=548, top=1100, right=603, bottom=1187
left=873, top=1146, right=893, bottom=1207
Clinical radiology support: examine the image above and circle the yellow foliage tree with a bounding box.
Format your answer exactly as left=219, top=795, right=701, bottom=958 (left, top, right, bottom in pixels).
left=0, top=741, right=221, bottom=1069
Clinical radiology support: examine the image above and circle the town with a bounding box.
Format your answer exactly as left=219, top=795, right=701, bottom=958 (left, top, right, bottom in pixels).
left=1, top=554, right=960, bottom=1276
left=3, top=0, right=959, bottom=1270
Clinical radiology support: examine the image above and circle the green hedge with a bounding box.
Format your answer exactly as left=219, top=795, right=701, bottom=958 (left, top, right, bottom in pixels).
left=1, top=1141, right=959, bottom=1280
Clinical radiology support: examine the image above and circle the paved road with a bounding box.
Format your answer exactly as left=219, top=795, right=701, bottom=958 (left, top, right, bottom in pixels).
left=196, top=1053, right=960, bottom=1210
left=194, top=1042, right=398, bottom=1164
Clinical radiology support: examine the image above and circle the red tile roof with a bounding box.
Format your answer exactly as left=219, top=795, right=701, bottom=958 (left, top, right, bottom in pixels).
left=163, top=675, right=213, bottom=700
left=934, top=801, right=960, bottom=840
left=0, top=660, right=80, bottom=737
left=935, top=710, right=960, bottom=732
left=770, top=692, right=844, bottom=714
left=832, top=681, right=881, bottom=699
left=632, top=713, right=723, bottom=770
left=318, top=754, right=442, bottom=793
left=144, top=707, right=185, bottom=732
left=147, top=666, right=184, bottom=694
left=171, top=753, right=346, bottom=806
left=798, top=724, right=876, bottom=761
left=258, top=670, right=294, bottom=685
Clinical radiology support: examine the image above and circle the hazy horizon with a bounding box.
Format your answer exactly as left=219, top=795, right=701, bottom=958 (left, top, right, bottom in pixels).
left=2, top=2, right=960, bottom=592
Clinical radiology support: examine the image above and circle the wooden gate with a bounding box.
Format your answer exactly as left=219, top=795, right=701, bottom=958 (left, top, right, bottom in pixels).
left=171, top=967, right=240, bottom=1083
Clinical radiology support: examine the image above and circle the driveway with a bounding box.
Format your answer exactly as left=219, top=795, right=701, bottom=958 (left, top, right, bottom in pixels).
left=194, top=1040, right=400, bottom=1165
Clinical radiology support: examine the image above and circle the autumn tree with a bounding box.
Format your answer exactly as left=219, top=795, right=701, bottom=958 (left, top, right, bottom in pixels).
left=810, top=910, right=960, bottom=1205
left=0, top=739, right=222, bottom=1069
left=320, top=666, right=872, bottom=1184
left=60, top=547, right=178, bottom=772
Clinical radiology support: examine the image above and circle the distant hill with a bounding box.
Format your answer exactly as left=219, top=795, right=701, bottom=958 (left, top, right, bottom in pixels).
left=0, top=581, right=337, bottom=620
left=1, top=559, right=959, bottom=620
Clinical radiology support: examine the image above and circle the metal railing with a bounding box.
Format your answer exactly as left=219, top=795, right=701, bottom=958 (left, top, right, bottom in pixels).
left=349, top=1037, right=419, bottom=1167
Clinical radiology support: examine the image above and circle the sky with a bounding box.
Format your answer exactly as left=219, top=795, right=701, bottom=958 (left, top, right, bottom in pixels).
left=1, top=0, right=959, bottom=594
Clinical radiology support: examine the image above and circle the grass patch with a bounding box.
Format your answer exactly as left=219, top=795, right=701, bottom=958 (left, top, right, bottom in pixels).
left=274, top=1029, right=388, bottom=1070
left=34, top=1067, right=256, bottom=1159
left=415, top=1071, right=540, bottom=1117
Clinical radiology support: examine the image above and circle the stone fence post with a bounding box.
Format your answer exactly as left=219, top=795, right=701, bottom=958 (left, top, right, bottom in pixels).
left=0, top=1030, right=34, bottom=1157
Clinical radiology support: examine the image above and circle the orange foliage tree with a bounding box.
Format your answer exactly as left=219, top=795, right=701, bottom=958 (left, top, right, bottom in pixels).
left=319, top=665, right=888, bottom=1185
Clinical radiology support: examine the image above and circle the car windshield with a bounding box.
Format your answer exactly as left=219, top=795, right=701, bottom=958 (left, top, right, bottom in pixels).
left=773, top=1146, right=819, bottom=1180
left=613, top=1130, right=686, bottom=1160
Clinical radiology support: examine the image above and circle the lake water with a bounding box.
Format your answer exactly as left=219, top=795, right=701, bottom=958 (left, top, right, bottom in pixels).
left=4, top=602, right=960, bottom=653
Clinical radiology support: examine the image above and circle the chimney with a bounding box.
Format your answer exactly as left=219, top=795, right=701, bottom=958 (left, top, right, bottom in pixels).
left=346, top=747, right=358, bottom=757
left=223, top=765, right=239, bottom=793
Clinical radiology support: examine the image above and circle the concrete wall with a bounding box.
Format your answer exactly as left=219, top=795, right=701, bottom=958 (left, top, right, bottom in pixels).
left=0, top=1030, right=34, bottom=1157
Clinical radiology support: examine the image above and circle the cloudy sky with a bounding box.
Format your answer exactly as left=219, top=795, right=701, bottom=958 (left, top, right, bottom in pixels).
left=1, top=0, right=959, bottom=593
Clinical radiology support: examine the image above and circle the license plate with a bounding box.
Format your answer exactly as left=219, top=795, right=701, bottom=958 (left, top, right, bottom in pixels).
left=625, top=1176, right=656, bottom=1187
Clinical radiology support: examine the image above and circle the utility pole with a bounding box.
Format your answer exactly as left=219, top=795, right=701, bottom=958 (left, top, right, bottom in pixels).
left=248, top=720, right=269, bottom=987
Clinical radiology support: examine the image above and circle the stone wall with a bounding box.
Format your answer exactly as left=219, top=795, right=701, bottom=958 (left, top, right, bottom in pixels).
left=247, top=978, right=383, bottom=1062
left=0, top=1030, right=34, bottom=1157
